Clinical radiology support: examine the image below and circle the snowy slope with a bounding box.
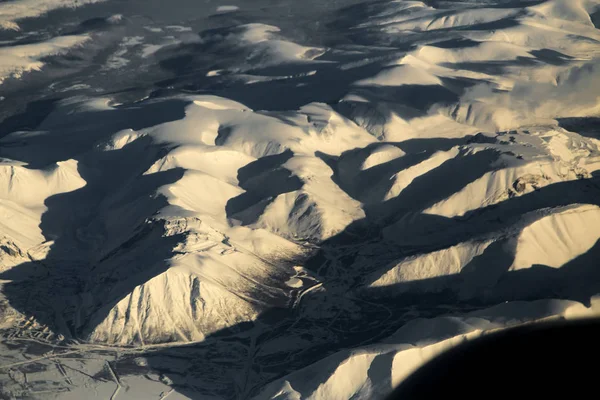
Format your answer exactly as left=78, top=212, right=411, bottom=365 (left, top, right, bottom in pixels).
left=0, top=0, right=108, bottom=30
left=254, top=299, right=600, bottom=400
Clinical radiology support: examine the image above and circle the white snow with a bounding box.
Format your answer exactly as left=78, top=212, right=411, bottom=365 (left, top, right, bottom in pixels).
left=216, top=6, right=240, bottom=13
left=373, top=204, right=600, bottom=299
left=369, top=240, right=493, bottom=291
left=511, top=204, right=600, bottom=269
left=0, top=159, right=85, bottom=269
left=0, top=35, right=90, bottom=83
left=0, top=0, right=108, bottom=30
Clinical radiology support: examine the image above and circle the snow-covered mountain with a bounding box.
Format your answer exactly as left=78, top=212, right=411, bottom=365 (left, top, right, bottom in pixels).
left=1, top=0, right=600, bottom=398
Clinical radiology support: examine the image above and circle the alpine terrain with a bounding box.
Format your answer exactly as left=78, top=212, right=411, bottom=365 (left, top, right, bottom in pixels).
left=1, top=0, right=600, bottom=398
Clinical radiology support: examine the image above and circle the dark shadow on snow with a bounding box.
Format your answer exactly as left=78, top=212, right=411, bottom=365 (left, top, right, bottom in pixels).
left=226, top=149, right=304, bottom=224
left=0, top=98, right=60, bottom=139
left=0, top=98, right=188, bottom=168
left=557, top=117, right=600, bottom=140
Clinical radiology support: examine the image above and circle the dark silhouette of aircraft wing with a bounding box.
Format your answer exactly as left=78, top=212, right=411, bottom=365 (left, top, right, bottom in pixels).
left=387, top=318, right=600, bottom=399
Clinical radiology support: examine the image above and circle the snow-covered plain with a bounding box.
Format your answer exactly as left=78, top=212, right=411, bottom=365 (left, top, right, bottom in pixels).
left=1, top=0, right=600, bottom=398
